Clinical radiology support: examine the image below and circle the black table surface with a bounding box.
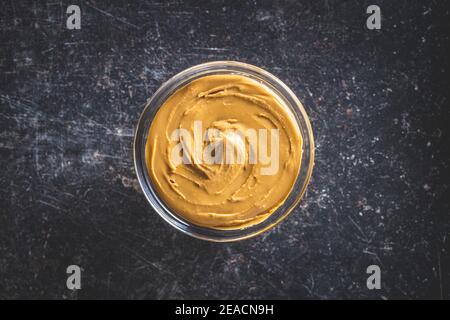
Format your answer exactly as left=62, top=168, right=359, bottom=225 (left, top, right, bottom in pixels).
left=0, top=0, right=449, bottom=299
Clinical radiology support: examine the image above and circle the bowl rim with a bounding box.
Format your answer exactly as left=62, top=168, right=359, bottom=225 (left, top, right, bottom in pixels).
left=133, top=61, right=315, bottom=242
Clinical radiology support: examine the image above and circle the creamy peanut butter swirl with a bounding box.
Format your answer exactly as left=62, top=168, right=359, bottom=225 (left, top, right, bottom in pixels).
left=145, top=74, right=302, bottom=229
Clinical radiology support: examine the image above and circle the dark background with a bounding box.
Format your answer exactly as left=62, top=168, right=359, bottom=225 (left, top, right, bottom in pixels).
left=0, top=0, right=449, bottom=299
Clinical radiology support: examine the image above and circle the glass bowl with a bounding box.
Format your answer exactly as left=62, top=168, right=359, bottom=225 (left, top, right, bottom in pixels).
left=133, top=61, right=314, bottom=242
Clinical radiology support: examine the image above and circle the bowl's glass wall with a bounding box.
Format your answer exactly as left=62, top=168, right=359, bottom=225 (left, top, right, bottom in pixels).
left=133, top=61, right=315, bottom=242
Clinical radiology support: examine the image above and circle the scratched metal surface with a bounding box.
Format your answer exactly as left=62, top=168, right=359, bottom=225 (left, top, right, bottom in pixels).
left=0, top=0, right=449, bottom=299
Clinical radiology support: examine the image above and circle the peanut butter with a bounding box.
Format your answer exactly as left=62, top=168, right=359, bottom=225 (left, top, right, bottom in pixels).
left=145, top=74, right=302, bottom=229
